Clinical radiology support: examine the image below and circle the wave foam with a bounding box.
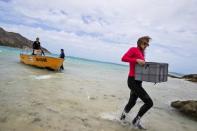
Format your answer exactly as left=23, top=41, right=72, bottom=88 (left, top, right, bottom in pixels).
left=34, top=75, right=52, bottom=80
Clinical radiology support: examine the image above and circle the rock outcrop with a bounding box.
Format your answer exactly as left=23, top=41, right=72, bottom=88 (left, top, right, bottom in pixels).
left=0, top=27, right=50, bottom=53
left=171, top=100, right=197, bottom=118
left=183, top=74, right=197, bottom=82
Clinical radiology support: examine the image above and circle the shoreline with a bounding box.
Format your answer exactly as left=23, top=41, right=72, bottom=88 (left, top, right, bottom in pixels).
left=1, top=45, right=196, bottom=80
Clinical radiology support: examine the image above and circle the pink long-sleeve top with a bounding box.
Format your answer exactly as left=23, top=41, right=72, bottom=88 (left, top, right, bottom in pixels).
left=122, top=47, right=145, bottom=77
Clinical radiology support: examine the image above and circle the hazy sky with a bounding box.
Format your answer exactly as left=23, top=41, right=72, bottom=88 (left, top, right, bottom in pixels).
left=0, top=0, right=197, bottom=74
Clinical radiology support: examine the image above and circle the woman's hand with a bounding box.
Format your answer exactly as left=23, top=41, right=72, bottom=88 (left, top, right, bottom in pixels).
left=136, top=59, right=145, bottom=65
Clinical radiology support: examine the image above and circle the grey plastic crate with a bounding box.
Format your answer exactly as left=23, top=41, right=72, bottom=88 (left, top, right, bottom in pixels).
left=135, top=62, right=168, bottom=83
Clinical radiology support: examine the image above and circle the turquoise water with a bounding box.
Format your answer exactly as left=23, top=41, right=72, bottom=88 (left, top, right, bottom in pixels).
left=0, top=46, right=129, bottom=85
left=0, top=45, right=184, bottom=79
left=0, top=46, right=182, bottom=77
left=0, top=46, right=22, bottom=55
left=0, top=46, right=128, bottom=73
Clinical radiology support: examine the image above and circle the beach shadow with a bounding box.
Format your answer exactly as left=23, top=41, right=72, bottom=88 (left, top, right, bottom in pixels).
left=0, top=116, right=7, bottom=123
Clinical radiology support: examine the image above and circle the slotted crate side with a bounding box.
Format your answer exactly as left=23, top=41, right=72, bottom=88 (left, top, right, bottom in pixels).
left=135, top=62, right=168, bottom=83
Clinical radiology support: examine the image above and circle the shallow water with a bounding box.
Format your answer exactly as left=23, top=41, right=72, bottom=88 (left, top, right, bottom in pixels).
left=0, top=46, right=197, bottom=131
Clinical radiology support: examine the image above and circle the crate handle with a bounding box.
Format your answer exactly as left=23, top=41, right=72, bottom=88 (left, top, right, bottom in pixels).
left=145, top=64, right=149, bottom=69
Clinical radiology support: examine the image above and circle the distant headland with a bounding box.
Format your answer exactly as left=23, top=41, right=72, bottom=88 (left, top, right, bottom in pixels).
left=0, top=27, right=50, bottom=53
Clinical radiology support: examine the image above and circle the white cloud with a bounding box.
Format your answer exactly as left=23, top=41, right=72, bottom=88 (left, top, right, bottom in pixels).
left=0, top=0, right=197, bottom=74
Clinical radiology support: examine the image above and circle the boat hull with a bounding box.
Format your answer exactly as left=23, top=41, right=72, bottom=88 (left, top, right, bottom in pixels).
left=20, top=54, right=64, bottom=71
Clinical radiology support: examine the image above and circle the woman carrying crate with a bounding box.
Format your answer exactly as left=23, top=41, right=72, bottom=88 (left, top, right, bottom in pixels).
left=120, top=36, right=153, bottom=130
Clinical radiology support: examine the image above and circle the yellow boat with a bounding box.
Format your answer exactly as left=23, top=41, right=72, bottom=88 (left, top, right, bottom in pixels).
left=20, top=54, right=64, bottom=71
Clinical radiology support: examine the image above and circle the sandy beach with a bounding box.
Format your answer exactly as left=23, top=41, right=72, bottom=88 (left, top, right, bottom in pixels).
left=0, top=47, right=197, bottom=131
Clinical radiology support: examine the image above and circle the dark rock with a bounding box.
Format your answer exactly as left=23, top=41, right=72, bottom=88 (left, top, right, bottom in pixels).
left=182, top=74, right=197, bottom=82
left=171, top=100, right=197, bottom=118
left=0, top=27, right=50, bottom=53
left=32, top=117, right=41, bottom=123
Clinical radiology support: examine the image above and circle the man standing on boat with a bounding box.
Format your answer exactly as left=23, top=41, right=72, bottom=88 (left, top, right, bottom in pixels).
left=32, top=37, right=45, bottom=56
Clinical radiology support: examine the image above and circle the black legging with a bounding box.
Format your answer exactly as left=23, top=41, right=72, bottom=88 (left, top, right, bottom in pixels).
left=124, top=77, right=153, bottom=117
